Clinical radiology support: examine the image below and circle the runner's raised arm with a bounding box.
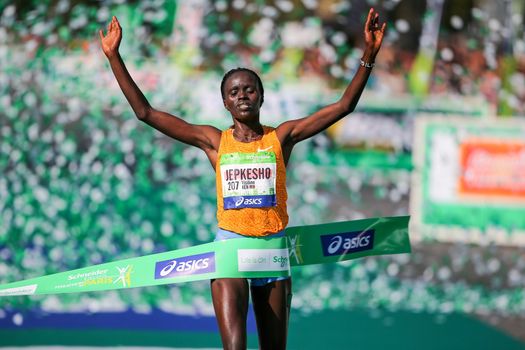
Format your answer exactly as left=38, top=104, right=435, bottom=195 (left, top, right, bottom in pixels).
left=99, top=16, right=221, bottom=165
left=276, top=8, right=386, bottom=153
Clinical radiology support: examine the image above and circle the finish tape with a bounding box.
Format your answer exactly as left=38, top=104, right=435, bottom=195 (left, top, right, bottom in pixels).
left=0, top=216, right=410, bottom=296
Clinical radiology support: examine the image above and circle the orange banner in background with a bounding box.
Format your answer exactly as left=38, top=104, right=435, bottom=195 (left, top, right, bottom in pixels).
left=459, top=139, right=525, bottom=200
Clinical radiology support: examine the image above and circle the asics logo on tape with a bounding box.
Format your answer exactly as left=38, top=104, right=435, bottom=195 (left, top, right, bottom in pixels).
left=320, top=230, right=374, bottom=256
left=159, top=258, right=210, bottom=276
left=327, top=236, right=343, bottom=254
left=155, top=252, right=215, bottom=279
left=159, top=260, right=177, bottom=277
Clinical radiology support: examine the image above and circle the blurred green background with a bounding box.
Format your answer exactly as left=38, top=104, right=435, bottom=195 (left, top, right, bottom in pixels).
left=0, top=0, right=524, bottom=348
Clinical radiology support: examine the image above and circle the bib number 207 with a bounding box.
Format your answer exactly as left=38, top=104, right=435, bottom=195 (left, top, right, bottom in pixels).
left=227, top=181, right=239, bottom=191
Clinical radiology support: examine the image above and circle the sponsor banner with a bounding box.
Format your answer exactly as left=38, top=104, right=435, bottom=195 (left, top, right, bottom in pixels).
left=155, top=252, right=215, bottom=279
left=0, top=216, right=410, bottom=296
left=237, top=249, right=290, bottom=272
left=220, top=151, right=276, bottom=166
left=411, top=116, right=525, bottom=245
left=223, top=195, right=276, bottom=209
left=320, top=230, right=374, bottom=257
left=458, top=140, right=525, bottom=199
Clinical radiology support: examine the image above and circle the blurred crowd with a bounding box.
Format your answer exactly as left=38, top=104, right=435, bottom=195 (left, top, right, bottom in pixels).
left=0, top=0, right=524, bottom=330
left=2, top=0, right=524, bottom=113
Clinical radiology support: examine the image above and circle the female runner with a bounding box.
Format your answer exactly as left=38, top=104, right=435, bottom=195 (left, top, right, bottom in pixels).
left=100, top=8, right=385, bottom=349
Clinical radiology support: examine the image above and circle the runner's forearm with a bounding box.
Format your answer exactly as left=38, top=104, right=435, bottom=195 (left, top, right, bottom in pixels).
left=107, top=53, right=152, bottom=120
left=337, top=45, right=377, bottom=113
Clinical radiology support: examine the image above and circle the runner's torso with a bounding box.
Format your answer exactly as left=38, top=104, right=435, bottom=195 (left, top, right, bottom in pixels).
left=215, top=126, right=288, bottom=236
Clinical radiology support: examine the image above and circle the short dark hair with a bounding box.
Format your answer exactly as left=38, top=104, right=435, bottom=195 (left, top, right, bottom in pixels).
left=220, top=67, right=264, bottom=105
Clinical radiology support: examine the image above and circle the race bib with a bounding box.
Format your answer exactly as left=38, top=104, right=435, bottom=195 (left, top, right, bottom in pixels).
left=220, top=151, right=277, bottom=209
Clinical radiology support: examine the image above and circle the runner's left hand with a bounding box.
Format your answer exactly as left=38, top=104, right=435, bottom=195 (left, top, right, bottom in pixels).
left=364, top=8, right=386, bottom=54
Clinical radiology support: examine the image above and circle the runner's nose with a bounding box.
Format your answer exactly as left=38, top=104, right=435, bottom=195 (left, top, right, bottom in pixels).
left=238, top=90, right=248, bottom=99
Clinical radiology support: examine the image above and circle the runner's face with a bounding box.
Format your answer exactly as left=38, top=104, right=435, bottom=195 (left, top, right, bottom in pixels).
left=222, top=72, right=262, bottom=121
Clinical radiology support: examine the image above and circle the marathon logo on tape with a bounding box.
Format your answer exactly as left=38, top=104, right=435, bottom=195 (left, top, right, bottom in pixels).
left=155, top=252, right=216, bottom=279
left=320, top=230, right=374, bottom=257
left=237, top=249, right=290, bottom=272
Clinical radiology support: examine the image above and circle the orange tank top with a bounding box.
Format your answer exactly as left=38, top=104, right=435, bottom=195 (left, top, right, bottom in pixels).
left=215, top=126, right=288, bottom=236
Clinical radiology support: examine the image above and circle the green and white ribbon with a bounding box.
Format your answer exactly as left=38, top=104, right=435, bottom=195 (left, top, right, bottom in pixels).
left=0, top=216, right=410, bottom=297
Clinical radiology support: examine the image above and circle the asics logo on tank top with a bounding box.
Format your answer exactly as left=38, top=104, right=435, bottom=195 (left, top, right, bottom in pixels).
left=235, top=197, right=245, bottom=207
left=234, top=197, right=263, bottom=207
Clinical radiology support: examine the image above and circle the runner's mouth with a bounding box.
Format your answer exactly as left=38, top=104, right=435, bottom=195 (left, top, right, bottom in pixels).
left=238, top=103, right=252, bottom=110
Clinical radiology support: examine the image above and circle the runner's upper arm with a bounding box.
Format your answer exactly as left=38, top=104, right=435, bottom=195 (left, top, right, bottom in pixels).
left=139, top=106, right=221, bottom=151
left=276, top=101, right=347, bottom=147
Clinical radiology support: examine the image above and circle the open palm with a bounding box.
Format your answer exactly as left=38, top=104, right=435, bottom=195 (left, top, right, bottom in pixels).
left=99, top=16, right=122, bottom=58
left=364, top=8, right=386, bottom=54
